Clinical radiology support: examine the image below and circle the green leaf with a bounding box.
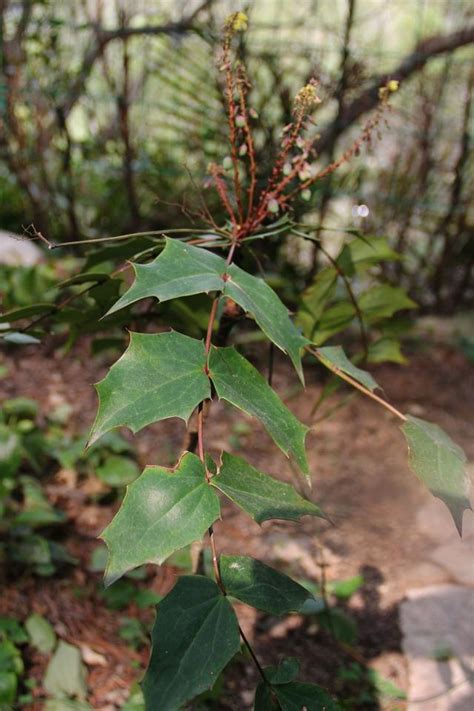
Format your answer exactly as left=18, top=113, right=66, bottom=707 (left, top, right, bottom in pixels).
left=225, top=262, right=308, bottom=381
left=0, top=618, right=28, bottom=644
left=209, top=348, right=309, bottom=475
left=315, top=346, right=379, bottom=391
left=0, top=425, right=21, bottom=479
left=255, top=678, right=340, bottom=710
left=337, top=236, right=400, bottom=276
left=317, top=608, right=357, bottom=644
left=25, top=614, right=56, bottom=654
left=368, top=337, right=407, bottom=364
left=88, top=331, right=210, bottom=446
left=142, top=576, right=240, bottom=711
left=106, top=238, right=225, bottom=314
left=272, top=681, right=340, bottom=710
left=212, top=453, right=324, bottom=523
left=328, top=575, right=364, bottom=599
left=0, top=304, right=53, bottom=323
left=298, top=267, right=337, bottom=324
left=96, top=455, right=140, bottom=487
left=312, top=302, right=355, bottom=345
left=57, top=272, right=109, bottom=288
left=101, top=453, right=220, bottom=585
left=0, top=639, right=23, bottom=675
left=0, top=671, right=17, bottom=705
left=220, top=556, right=311, bottom=616
left=266, top=658, right=300, bottom=685
left=44, top=641, right=87, bottom=699
left=106, top=238, right=308, bottom=380
left=401, top=415, right=471, bottom=534
left=366, top=669, right=406, bottom=700
left=359, top=285, right=416, bottom=324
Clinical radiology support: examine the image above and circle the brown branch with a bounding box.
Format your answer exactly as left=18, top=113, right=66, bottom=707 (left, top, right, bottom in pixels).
left=317, top=26, right=474, bottom=156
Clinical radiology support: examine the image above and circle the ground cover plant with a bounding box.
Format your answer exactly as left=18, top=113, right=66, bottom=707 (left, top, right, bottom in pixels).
left=1, top=12, right=471, bottom=711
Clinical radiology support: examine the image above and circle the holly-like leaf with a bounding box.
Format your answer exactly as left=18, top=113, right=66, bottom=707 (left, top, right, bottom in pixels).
left=315, top=346, right=380, bottom=391
left=209, top=347, right=309, bottom=475
left=212, top=453, right=324, bottom=523
left=106, top=238, right=307, bottom=380
left=142, top=576, right=240, bottom=711
left=401, top=415, right=471, bottom=535
left=220, top=556, right=311, bottom=616
left=101, top=453, right=220, bottom=586
left=359, top=285, right=416, bottom=324
left=106, top=238, right=225, bottom=314
left=88, top=331, right=210, bottom=446
left=224, top=262, right=308, bottom=381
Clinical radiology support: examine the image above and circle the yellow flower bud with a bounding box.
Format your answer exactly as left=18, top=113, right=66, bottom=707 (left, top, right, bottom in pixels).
left=225, top=11, right=248, bottom=33
left=388, top=79, right=399, bottom=93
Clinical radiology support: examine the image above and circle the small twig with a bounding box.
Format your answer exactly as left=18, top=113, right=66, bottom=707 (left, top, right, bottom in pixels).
left=309, top=347, right=407, bottom=421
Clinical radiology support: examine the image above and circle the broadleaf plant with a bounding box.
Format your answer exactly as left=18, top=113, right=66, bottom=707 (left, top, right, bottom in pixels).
left=7, top=11, right=470, bottom=710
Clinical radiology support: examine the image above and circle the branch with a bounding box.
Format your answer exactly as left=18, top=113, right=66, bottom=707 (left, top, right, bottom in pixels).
left=62, top=1, right=213, bottom=118
left=317, top=26, right=474, bottom=155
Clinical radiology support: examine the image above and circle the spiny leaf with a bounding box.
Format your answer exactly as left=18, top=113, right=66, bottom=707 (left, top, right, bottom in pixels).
left=212, top=452, right=324, bottom=523
left=224, top=262, right=308, bottom=382
left=142, top=576, right=240, bottom=711
left=88, top=331, right=210, bottom=446
left=315, top=346, right=380, bottom=391
left=209, top=347, right=309, bottom=475
left=220, top=556, right=312, bottom=616
left=106, top=238, right=225, bottom=314
left=101, top=453, right=220, bottom=586
left=401, top=415, right=471, bottom=535
left=106, top=238, right=307, bottom=380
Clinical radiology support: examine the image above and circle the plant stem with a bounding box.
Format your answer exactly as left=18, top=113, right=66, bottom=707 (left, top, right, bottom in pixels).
left=193, top=240, right=268, bottom=684
left=309, top=347, right=407, bottom=421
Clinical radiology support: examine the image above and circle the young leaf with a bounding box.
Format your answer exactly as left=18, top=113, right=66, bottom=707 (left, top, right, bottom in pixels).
left=315, top=346, right=379, bottom=391
left=106, top=238, right=307, bottom=379
left=88, top=331, right=210, bottom=446
left=220, top=555, right=312, bottom=616
left=212, top=452, right=324, bottom=523
left=142, top=576, right=240, bottom=711
left=101, top=453, right=220, bottom=586
left=209, top=347, right=309, bottom=475
left=401, top=415, right=471, bottom=535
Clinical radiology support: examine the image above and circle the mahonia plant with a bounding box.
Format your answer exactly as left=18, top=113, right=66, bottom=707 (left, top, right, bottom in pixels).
left=76, top=13, right=470, bottom=710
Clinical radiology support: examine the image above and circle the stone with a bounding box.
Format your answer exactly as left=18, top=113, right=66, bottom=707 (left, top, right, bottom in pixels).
left=401, top=585, right=474, bottom=710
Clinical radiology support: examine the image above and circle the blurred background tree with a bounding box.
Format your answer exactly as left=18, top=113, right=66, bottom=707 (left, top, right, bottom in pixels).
left=0, top=0, right=473, bottom=312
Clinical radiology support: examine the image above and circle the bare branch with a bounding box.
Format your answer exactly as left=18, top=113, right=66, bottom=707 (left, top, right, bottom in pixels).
left=318, top=26, right=474, bottom=155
